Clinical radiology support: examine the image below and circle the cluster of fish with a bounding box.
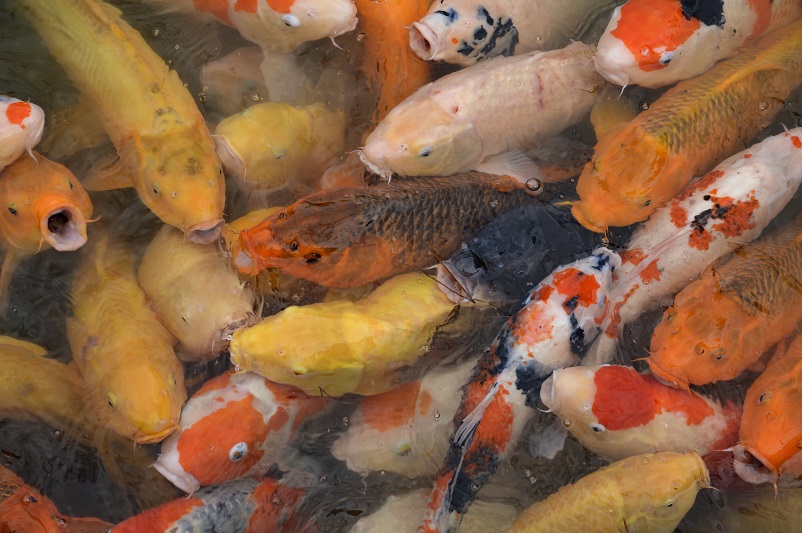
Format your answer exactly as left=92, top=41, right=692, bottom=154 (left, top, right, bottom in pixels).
left=5, top=0, right=802, bottom=531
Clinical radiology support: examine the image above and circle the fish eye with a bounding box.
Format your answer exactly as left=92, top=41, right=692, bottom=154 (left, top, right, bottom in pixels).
left=7, top=207, right=16, bottom=216
left=759, top=392, right=769, bottom=403
left=665, top=308, right=676, bottom=322
left=106, top=392, right=117, bottom=408
left=282, top=14, right=300, bottom=27
left=289, top=241, right=299, bottom=252
left=68, top=180, right=74, bottom=189
left=664, top=498, right=675, bottom=508
left=643, top=200, right=652, bottom=207
left=659, top=52, right=674, bottom=65
left=229, top=442, right=249, bottom=462
left=278, top=212, right=286, bottom=219
left=589, top=423, right=606, bottom=433
left=304, top=252, right=321, bottom=264
left=418, top=146, right=432, bottom=158
left=152, top=183, right=160, bottom=196
left=218, top=167, right=223, bottom=177
left=695, top=344, right=705, bottom=355
left=168, top=373, right=177, bottom=387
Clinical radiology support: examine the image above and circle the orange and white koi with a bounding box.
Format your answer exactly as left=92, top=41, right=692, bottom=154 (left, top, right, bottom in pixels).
left=0, top=96, right=44, bottom=171
left=110, top=476, right=311, bottom=533
left=596, top=0, right=802, bottom=88
left=410, top=0, right=620, bottom=67
left=541, top=365, right=741, bottom=460
left=734, top=334, right=802, bottom=486
left=332, top=359, right=475, bottom=479
left=154, top=371, right=324, bottom=494
left=420, top=248, right=620, bottom=532
left=572, top=19, right=802, bottom=232
left=585, top=128, right=802, bottom=366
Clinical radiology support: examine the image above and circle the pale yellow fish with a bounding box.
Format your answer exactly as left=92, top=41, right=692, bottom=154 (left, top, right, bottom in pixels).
left=229, top=272, right=456, bottom=396
left=138, top=225, right=257, bottom=363
left=67, top=233, right=186, bottom=443
left=18, top=0, right=225, bottom=244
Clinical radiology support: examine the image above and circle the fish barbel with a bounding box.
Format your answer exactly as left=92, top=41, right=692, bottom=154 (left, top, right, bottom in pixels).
left=233, top=173, right=542, bottom=288
left=18, top=0, right=225, bottom=243
left=572, top=18, right=802, bottom=232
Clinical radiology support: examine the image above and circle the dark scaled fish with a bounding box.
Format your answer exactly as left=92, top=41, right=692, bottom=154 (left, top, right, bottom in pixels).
left=232, top=173, right=543, bottom=288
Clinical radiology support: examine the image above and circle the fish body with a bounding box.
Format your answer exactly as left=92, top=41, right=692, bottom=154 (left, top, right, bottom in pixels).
left=596, top=0, right=802, bottom=88
left=541, top=365, right=741, bottom=460
left=110, top=476, right=310, bottom=533
left=332, top=359, right=475, bottom=478
left=360, top=42, right=604, bottom=180
left=648, top=218, right=802, bottom=388
left=154, top=371, right=324, bottom=494
left=504, top=452, right=709, bottom=533
left=18, top=0, right=225, bottom=243
left=420, top=248, right=620, bottom=532
left=0, top=96, right=44, bottom=171
left=410, top=0, right=621, bottom=67
left=714, top=487, right=802, bottom=532
left=586, top=127, right=802, bottom=366
left=572, top=20, right=802, bottom=232
left=233, top=173, right=541, bottom=287
left=138, top=225, right=257, bottom=363
left=214, top=102, right=346, bottom=194
left=67, top=235, right=186, bottom=443
left=734, top=334, right=802, bottom=486
left=229, top=272, right=456, bottom=397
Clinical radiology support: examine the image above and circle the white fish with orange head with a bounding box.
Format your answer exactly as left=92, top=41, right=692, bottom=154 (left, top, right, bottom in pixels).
left=596, top=0, right=802, bottom=88
left=0, top=96, right=44, bottom=172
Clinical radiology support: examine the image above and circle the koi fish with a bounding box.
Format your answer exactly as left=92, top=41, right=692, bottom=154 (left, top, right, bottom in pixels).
left=1, top=465, right=111, bottom=533
left=596, top=0, right=802, bottom=88
left=541, top=365, right=741, bottom=461
left=734, top=334, right=802, bottom=486
left=648, top=218, right=802, bottom=389
left=229, top=272, right=457, bottom=397
left=409, top=0, right=621, bottom=67
left=355, top=0, right=432, bottom=124
left=0, top=96, right=44, bottom=171
left=359, top=42, right=603, bottom=182
left=18, top=0, right=226, bottom=243
left=420, top=248, right=620, bottom=532
left=571, top=19, right=802, bottom=233
left=110, top=476, right=311, bottom=533
left=0, top=153, right=93, bottom=300
left=215, top=102, right=346, bottom=194
left=232, top=173, right=542, bottom=288
left=505, top=452, right=709, bottom=532
left=332, top=359, right=475, bottom=478
left=585, top=128, right=802, bottom=366
left=67, top=233, right=186, bottom=444
left=138, top=225, right=257, bottom=363
left=154, top=371, right=324, bottom=494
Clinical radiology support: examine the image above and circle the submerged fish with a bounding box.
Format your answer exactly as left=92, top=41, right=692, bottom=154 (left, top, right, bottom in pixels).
left=67, top=234, right=186, bottom=443
left=154, top=372, right=324, bottom=494
left=229, top=272, right=457, bottom=397
left=504, top=452, right=709, bottom=533
left=734, top=334, right=802, bottom=486
left=713, top=487, right=802, bottom=532
left=571, top=19, right=802, bottom=233
left=586, top=128, right=802, bottom=366
left=541, top=365, right=741, bottom=461
left=410, top=0, right=621, bottom=67
left=420, top=248, right=620, bottom=532
left=0, top=153, right=93, bottom=299
left=596, top=0, right=802, bottom=88
left=110, top=476, right=311, bottom=533
left=332, top=359, right=475, bottom=478
left=233, top=173, right=541, bottom=288
left=18, top=0, right=226, bottom=243
left=360, top=42, right=603, bottom=182
left=648, top=218, right=802, bottom=388
left=0, top=96, right=44, bottom=171
left=138, top=225, right=257, bottom=363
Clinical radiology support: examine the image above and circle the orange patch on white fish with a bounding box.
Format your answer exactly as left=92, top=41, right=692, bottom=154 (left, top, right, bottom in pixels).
left=5, top=101, right=31, bottom=127
left=234, top=0, right=258, bottom=13
left=266, top=0, right=296, bottom=14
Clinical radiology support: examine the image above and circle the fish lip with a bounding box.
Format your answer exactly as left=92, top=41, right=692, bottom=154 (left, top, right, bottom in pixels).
left=134, top=423, right=180, bottom=445
left=213, top=311, right=258, bottom=352
left=409, top=21, right=439, bottom=61
left=152, top=458, right=201, bottom=494
left=186, top=219, right=224, bottom=244
left=38, top=203, right=88, bottom=252
left=646, top=359, right=689, bottom=391
left=539, top=372, right=556, bottom=411
left=733, top=445, right=778, bottom=485
left=570, top=204, right=608, bottom=234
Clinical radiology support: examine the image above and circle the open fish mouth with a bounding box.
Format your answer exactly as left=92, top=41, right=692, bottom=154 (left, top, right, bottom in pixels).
left=733, top=445, right=778, bottom=485
left=409, top=21, right=440, bottom=61
left=39, top=204, right=87, bottom=251
left=186, top=219, right=224, bottom=244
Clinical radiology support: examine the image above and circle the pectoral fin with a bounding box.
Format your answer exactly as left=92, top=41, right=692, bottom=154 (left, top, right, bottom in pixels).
left=82, top=150, right=135, bottom=191
left=475, top=151, right=546, bottom=188
left=716, top=61, right=784, bottom=91
left=591, top=87, right=636, bottom=139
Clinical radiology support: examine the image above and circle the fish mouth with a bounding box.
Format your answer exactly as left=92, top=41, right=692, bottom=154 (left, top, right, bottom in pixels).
left=186, top=219, right=224, bottom=244
left=646, top=359, right=690, bottom=391
left=152, top=456, right=201, bottom=495
left=539, top=373, right=556, bottom=411
left=357, top=148, right=392, bottom=181
left=409, top=22, right=439, bottom=61
left=134, top=423, right=180, bottom=445
left=38, top=203, right=88, bottom=252
left=214, top=311, right=258, bottom=353
left=570, top=203, right=608, bottom=234
left=733, top=445, right=778, bottom=486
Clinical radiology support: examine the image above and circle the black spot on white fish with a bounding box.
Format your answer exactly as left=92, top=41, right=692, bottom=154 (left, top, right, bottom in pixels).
left=477, top=18, right=518, bottom=58
left=592, top=253, right=611, bottom=271
left=680, top=0, right=725, bottom=27
left=477, top=6, right=493, bottom=26
left=569, top=314, right=587, bottom=355
left=473, top=26, right=488, bottom=43
left=515, top=360, right=552, bottom=407
left=457, top=42, right=475, bottom=56
left=563, top=295, right=579, bottom=312
left=435, top=8, right=457, bottom=23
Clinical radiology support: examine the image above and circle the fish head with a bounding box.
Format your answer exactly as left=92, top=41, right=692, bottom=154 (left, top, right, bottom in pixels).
left=361, top=99, right=481, bottom=178
left=0, top=97, right=45, bottom=162
left=133, top=130, right=225, bottom=244
left=153, top=373, right=288, bottom=493
left=648, top=278, right=761, bottom=387
left=0, top=154, right=93, bottom=253
left=409, top=5, right=475, bottom=66
left=102, top=362, right=184, bottom=444
left=594, top=0, right=722, bottom=88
